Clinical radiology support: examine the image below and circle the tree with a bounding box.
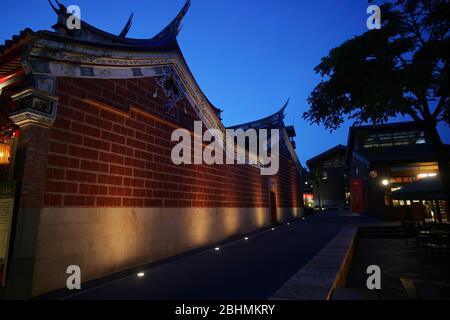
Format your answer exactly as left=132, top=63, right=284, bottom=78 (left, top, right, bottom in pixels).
left=303, top=0, right=450, bottom=205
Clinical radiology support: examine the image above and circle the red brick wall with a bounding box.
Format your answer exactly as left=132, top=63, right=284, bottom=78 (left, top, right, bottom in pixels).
left=43, top=77, right=300, bottom=209
left=17, top=124, right=51, bottom=208
left=276, top=153, right=302, bottom=208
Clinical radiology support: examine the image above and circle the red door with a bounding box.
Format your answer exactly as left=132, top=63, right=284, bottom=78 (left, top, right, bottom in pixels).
left=350, top=178, right=365, bottom=213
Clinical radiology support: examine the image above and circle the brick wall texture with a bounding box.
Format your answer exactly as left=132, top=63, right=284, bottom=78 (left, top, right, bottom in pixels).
left=40, top=77, right=301, bottom=210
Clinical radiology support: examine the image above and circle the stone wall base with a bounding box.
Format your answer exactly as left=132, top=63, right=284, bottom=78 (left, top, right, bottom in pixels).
left=31, top=206, right=302, bottom=296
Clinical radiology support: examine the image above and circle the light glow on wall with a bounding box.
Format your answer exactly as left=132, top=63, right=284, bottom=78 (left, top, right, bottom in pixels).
left=0, top=143, right=11, bottom=165
left=303, top=193, right=314, bottom=207
left=417, top=173, right=437, bottom=179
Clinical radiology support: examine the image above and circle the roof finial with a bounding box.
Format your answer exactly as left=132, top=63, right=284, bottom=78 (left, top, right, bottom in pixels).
left=48, top=0, right=60, bottom=14
left=280, top=98, right=290, bottom=115
left=48, top=0, right=66, bottom=14
left=152, top=0, right=191, bottom=40
left=119, top=13, right=134, bottom=38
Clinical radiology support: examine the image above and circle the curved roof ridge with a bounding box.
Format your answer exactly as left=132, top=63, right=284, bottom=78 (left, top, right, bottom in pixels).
left=227, top=98, right=289, bottom=130
left=152, top=0, right=191, bottom=40
left=47, top=0, right=191, bottom=47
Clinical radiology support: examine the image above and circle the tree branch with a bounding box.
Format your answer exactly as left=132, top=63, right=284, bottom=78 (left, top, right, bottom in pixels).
left=420, top=92, right=431, bottom=117
left=405, top=11, right=426, bottom=47
left=432, top=95, right=449, bottom=119
left=410, top=93, right=427, bottom=119
left=406, top=108, right=423, bottom=123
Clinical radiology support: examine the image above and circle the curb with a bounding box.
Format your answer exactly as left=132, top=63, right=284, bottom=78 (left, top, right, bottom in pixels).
left=270, top=227, right=358, bottom=300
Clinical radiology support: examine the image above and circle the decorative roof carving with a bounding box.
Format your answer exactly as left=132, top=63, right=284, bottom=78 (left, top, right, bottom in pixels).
left=152, top=0, right=191, bottom=40
left=156, top=66, right=185, bottom=116
left=119, top=13, right=134, bottom=38
left=227, top=99, right=289, bottom=130
left=47, top=0, right=191, bottom=48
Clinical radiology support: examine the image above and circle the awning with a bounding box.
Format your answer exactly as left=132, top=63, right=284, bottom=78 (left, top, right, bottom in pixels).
left=391, top=177, right=446, bottom=200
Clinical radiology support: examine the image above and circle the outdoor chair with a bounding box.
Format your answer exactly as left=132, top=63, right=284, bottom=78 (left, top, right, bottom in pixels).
left=426, top=234, right=450, bottom=262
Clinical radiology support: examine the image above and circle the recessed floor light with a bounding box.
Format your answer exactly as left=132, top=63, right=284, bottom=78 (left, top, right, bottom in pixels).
left=244, top=237, right=249, bottom=240
left=137, top=272, right=145, bottom=277
left=271, top=228, right=275, bottom=231
left=215, top=247, right=220, bottom=251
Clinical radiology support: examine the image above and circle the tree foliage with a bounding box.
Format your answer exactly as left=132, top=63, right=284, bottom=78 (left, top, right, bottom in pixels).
left=303, top=0, right=449, bottom=131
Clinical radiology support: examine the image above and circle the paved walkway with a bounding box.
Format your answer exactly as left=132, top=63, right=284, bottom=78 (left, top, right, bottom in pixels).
left=346, top=238, right=450, bottom=299
left=47, top=211, right=377, bottom=300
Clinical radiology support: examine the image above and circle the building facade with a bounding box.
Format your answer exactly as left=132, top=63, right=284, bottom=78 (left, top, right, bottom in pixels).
left=346, top=121, right=449, bottom=221
left=306, top=145, right=348, bottom=210
left=0, top=1, right=303, bottom=298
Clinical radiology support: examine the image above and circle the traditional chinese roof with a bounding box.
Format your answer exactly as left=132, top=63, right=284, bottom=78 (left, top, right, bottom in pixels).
left=0, top=29, right=35, bottom=78
left=47, top=0, right=191, bottom=48
left=0, top=1, right=303, bottom=172
left=0, top=28, right=34, bottom=56
left=227, top=99, right=302, bottom=170
left=306, top=144, right=346, bottom=169
left=227, top=99, right=289, bottom=130
left=0, top=0, right=192, bottom=74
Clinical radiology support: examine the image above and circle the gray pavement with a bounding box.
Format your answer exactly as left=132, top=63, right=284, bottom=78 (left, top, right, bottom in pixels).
left=52, top=211, right=377, bottom=300
left=346, top=238, right=450, bottom=299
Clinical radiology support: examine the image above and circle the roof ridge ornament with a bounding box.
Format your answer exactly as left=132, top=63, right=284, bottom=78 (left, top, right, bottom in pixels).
left=279, top=98, right=290, bottom=118
left=227, top=98, right=290, bottom=130
left=48, top=0, right=66, bottom=15
left=47, top=0, right=190, bottom=46
left=152, top=0, right=191, bottom=40
left=119, top=13, right=134, bottom=38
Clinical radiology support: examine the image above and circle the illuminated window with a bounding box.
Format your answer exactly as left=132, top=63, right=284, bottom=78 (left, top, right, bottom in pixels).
left=363, top=130, right=428, bottom=149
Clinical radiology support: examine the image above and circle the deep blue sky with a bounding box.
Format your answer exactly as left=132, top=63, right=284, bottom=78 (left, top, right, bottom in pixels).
left=1, top=0, right=449, bottom=164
